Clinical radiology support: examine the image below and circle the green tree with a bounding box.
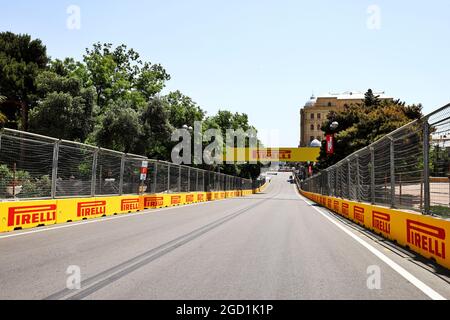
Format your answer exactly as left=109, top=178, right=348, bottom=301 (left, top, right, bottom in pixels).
left=49, top=57, right=91, bottom=86
left=138, top=98, right=174, bottom=159
left=317, top=90, right=423, bottom=168
left=83, top=43, right=170, bottom=109
left=364, top=88, right=381, bottom=108
left=0, top=95, right=6, bottom=127
left=164, top=90, right=205, bottom=129
left=0, top=32, right=49, bottom=130
left=204, top=110, right=262, bottom=179
left=28, top=71, right=96, bottom=141
left=90, top=99, right=142, bottom=153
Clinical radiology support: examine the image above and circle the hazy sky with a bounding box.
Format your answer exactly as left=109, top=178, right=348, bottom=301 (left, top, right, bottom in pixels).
left=2, top=0, right=450, bottom=146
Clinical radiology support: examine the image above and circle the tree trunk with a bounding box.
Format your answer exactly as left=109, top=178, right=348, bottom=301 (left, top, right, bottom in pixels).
left=20, top=101, right=28, bottom=131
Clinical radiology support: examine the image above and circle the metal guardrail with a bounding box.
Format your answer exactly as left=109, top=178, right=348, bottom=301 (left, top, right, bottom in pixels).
left=0, top=128, right=262, bottom=200
left=300, top=103, right=450, bottom=217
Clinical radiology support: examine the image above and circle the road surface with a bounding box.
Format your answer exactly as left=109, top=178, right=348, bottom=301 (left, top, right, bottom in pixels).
left=1, top=172, right=449, bottom=300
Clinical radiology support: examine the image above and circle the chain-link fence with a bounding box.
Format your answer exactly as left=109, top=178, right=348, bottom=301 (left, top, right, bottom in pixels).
left=300, top=103, right=450, bottom=218
left=0, top=128, right=261, bottom=200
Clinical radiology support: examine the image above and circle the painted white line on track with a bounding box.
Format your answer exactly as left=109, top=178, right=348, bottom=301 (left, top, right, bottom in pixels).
left=294, top=186, right=446, bottom=300
left=0, top=197, right=241, bottom=240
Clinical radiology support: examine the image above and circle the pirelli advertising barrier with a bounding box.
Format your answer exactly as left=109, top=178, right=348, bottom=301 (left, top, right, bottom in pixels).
left=0, top=188, right=261, bottom=233
left=300, top=190, right=450, bottom=270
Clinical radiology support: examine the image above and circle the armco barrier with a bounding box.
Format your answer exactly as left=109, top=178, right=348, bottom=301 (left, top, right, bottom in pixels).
left=300, top=190, right=450, bottom=270
left=0, top=187, right=260, bottom=233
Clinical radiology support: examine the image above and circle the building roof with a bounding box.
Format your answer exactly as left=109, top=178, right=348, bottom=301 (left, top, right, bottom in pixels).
left=317, top=91, right=392, bottom=100
left=305, top=95, right=317, bottom=107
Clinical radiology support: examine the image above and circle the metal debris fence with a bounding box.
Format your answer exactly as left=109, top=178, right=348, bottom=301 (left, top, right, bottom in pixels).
left=0, top=128, right=259, bottom=200
left=300, top=103, right=450, bottom=217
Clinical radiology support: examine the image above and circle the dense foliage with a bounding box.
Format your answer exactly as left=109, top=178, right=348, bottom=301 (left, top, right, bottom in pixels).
left=317, top=89, right=423, bottom=169
left=0, top=32, right=262, bottom=179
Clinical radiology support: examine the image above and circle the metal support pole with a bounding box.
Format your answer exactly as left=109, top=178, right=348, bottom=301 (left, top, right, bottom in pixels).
left=187, top=167, right=191, bottom=192
left=153, top=162, right=158, bottom=194
left=178, top=166, right=181, bottom=192
left=347, top=159, right=351, bottom=200
left=370, top=147, right=375, bottom=204
left=167, top=164, right=171, bottom=193
left=423, top=121, right=431, bottom=214
left=356, top=155, right=361, bottom=201
left=327, top=170, right=331, bottom=196
left=203, top=171, right=206, bottom=191
left=334, top=167, right=337, bottom=197
left=196, top=169, right=199, bottom=192
left=91, top=148, right=99, bottom=197
left=51, top=140, right=60, bottom=199
left=390, top=137, right=395, bottom=208
left=119, top=154, right=125, bottom=195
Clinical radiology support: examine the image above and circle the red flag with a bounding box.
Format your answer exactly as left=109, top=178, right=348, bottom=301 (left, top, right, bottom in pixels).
left=326, top=134, right=334, bottom=155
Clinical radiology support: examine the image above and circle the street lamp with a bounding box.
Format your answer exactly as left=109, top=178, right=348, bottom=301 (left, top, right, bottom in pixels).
left=326, top=121, right=339, bottom=155
left=330, top=121, right=339, bottom=131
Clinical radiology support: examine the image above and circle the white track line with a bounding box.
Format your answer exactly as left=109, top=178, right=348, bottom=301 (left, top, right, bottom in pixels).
left=294, top=186, right=446, bottom=300
left=0, top=196, right=241, bottom=240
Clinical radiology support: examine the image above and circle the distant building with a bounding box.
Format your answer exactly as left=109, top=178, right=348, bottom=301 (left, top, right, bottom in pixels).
left=299, top=91, right=393, bottom=147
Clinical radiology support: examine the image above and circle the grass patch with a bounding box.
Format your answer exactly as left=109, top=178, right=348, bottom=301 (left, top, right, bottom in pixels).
left=430, top=205, right=450, bottom=218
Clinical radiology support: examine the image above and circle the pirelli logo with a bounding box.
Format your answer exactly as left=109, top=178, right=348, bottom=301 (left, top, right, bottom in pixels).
left=221, top=192, right=225, bottom=198
left=8, top=204, right=57, bottom=227
left=77, top=201, right=106, bottom=217
left=197, top=194, right=204, bottom=201
left=372, top=211, right=391, bottom=234
left=144, top=196, right=164, bottom=207
left=333, top=200, right=339, bottom=212
left=406, top=220, right=446, bottom=259
left=342, top=203, right=349, bottom=216
left=327, top=199, right=332, bottom=208
left=121, top=198, right=140, bottom=211
left=171, top=195, right=181, bottom=205
left=186, top=194, right=194, bottom=202
left=353, top=206, right=364, bottom=224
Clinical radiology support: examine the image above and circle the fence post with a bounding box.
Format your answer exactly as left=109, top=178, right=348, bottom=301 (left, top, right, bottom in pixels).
left=119, top=154, right=125, bottom=195
left=196, top=169, right=199, bottom=192
left=327, top=169, right=330, bottom=196
left=203, top=171, right=206, bottom=191
left=153, top=162, right=158, bottom=194
left=178, top=165, right=181, bottom=192
left=356, top=155, right=361, bottom=201
left=187, top=167, right=191, bottom=192
left=333, top=167, right=337, bottom=197
left=91, top=148, right=99, bottom=197
left=423, top=120, right=431, bottom=214
left=346, top=159, right=351, bottom=199
left=389, top=137, right=396, bottom=208
left=167, top=164, right=171, bottom=193
left=370, top=147, right=375, bottom=204
left=51, top=140, right=60, bottom=199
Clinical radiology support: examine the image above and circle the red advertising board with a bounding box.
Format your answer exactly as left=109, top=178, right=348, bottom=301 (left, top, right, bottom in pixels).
left=326, top=134, right=334, bottom=155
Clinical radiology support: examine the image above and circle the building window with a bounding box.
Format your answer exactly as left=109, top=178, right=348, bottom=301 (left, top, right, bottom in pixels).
left=317, top=124, right=321, bottom=130
left=328, top=102, right=332, bottom=107
left=310, top=136, right=315, bottom=142
left=317, top=113, right=321, bottom=119
left=310, top=124, right=314, bottom=130
left=310, top=113, right=314, bottom=120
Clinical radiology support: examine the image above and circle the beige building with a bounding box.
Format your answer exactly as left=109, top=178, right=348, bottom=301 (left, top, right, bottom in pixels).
left=299, top=91, right=393, bottom=147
